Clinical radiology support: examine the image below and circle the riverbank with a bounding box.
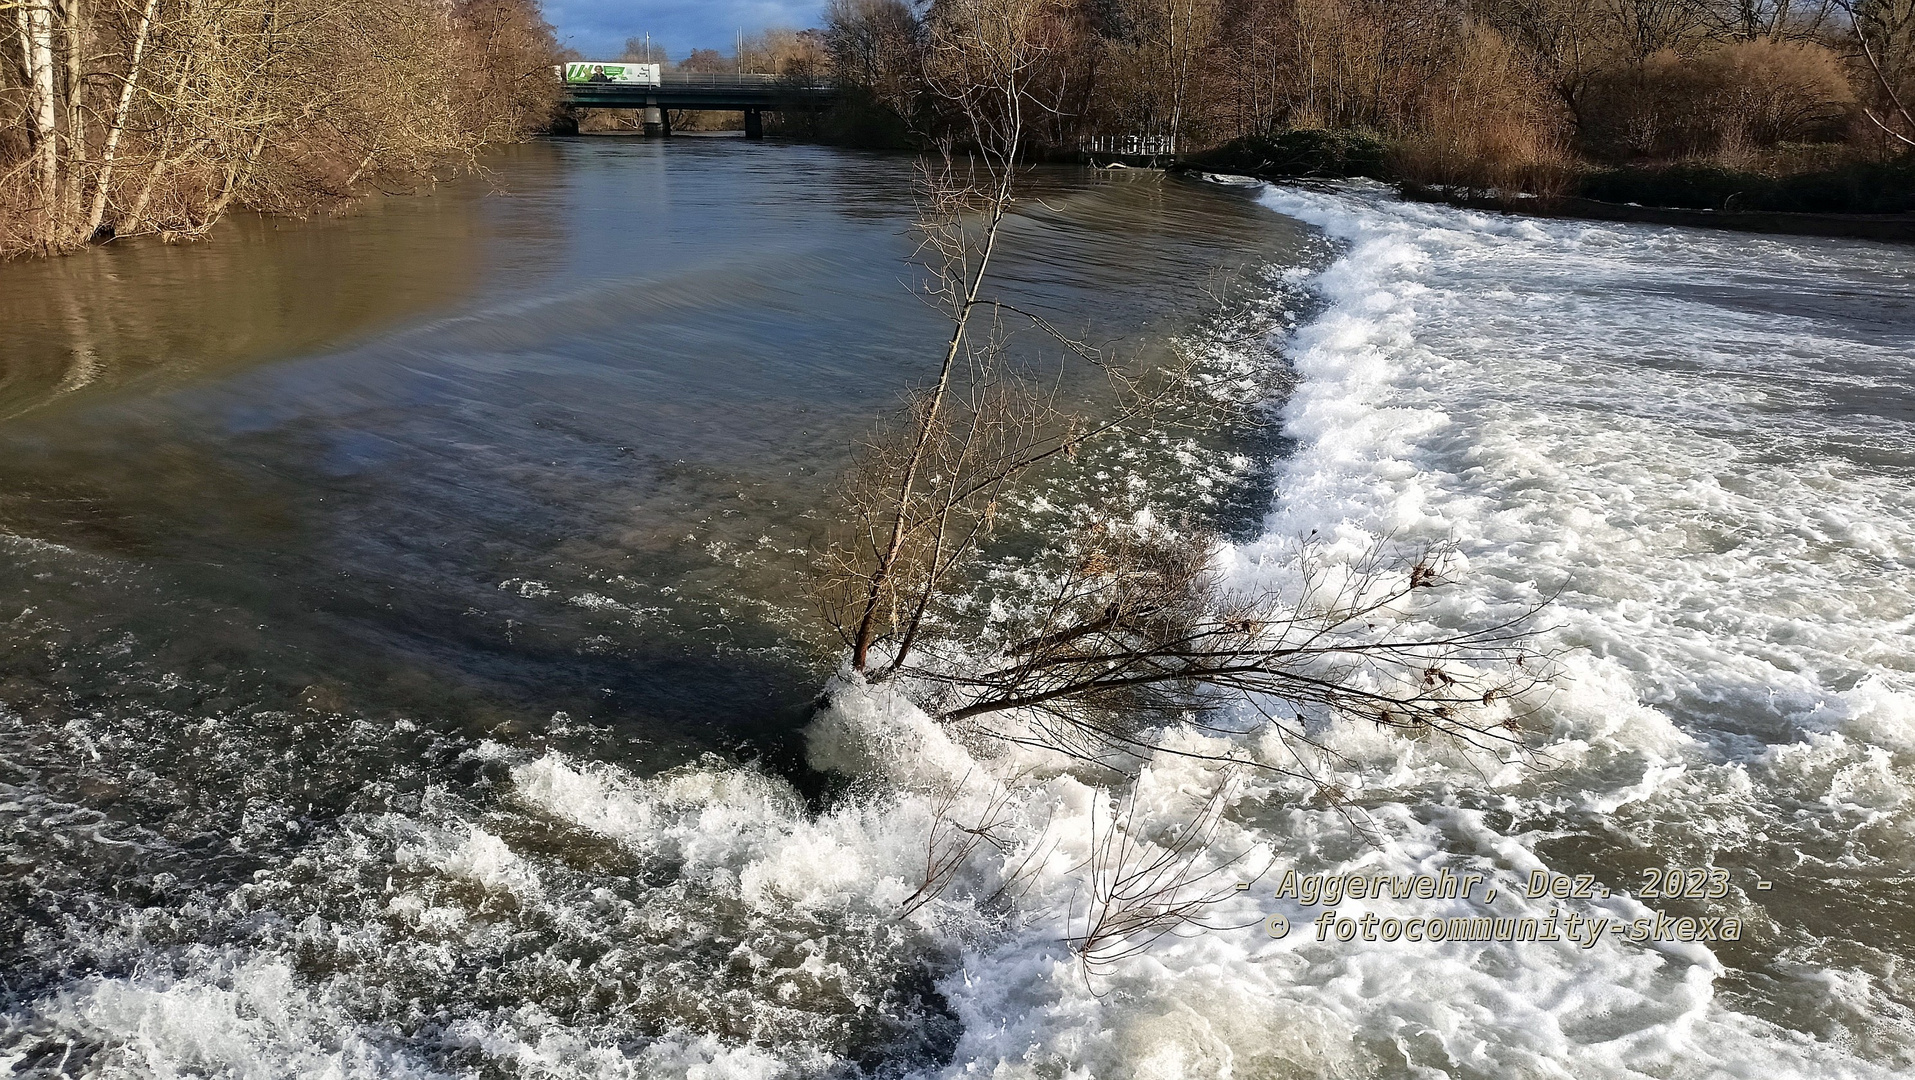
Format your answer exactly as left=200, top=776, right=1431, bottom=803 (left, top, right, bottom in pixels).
left=0, top=0, right=557, bottom=261
left=1180, top=130, right=1915, bottom=242
left=1402, top=186, right=1915, bottom=243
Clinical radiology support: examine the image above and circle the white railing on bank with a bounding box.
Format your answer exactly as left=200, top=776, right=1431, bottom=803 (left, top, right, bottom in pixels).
left=1081, top=134, right=1178, bottom=158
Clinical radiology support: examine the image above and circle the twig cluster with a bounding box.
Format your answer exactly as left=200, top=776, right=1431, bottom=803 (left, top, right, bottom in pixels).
left=913, top=525, right=1552, bottom=775
left=1069, top=772, right=1263, bottom=981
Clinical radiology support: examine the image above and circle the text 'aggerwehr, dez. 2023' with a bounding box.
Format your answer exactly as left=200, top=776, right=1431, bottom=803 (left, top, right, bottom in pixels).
left=1261, top=870, right=1755, bottom=947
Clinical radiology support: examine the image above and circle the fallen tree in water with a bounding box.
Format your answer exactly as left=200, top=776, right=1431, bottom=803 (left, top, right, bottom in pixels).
left=0, top=0, right=561, bottom=257
left=813, top=0, right=1555, bottom=979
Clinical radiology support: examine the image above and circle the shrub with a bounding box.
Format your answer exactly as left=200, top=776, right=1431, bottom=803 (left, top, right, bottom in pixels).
left=1578, top=41, right=1856, bottom=162
left=1390, top=26, right=1572, bottom=194
left=1179, top=127, right=1392, bottom=179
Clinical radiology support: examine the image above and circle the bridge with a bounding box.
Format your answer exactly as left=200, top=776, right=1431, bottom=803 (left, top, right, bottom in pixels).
left=560, top=73, right=839, bottom=138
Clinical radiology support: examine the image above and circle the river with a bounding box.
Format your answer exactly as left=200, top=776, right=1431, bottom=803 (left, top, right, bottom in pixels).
left=0, top=138, right=1911, bottom=1078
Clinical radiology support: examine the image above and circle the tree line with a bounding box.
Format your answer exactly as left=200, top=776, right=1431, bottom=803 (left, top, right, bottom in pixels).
left=2, top=0, right=560, bottom=257
left=11, top=0, right=1909, bottom=258
left=808, top=0, right=1913, bottom=191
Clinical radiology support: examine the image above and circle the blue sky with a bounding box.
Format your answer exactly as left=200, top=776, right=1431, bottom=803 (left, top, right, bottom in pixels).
left=544, top=0, right=828, bottom=60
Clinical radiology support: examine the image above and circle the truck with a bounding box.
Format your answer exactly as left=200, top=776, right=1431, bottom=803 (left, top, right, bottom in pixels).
left=558, top=63, right=661, bottom=86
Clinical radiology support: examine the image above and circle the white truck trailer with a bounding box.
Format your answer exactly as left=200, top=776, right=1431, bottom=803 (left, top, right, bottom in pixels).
left=559, top=63, right=661, bottom=85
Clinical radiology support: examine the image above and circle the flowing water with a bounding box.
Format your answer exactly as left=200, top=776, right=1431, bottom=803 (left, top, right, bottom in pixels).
left=0, top=138, right=1911, bottom=1078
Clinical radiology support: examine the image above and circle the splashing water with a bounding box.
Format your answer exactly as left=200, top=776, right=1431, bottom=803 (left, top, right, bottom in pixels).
left=3, top=161, right=1912, bottom=1078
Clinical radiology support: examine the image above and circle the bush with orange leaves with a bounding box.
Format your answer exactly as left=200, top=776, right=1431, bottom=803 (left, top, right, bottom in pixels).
left=1578, top=41, right=1857, bottom=163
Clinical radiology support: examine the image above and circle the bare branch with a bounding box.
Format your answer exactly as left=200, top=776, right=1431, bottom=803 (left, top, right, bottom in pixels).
left=1069, top=769, right=1267, bottom=983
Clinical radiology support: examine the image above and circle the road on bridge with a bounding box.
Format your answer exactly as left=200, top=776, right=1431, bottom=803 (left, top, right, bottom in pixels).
left=561, top=73, right=838, bottom=137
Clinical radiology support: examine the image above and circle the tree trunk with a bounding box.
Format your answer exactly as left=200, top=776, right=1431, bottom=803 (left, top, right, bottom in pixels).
left=850, top=190, right=1014, bottom=673
left=120, top=55, right=202, bottom=236
left=123, top=145, right=184, bottom=234
left=203, top=128, right=270, bottom=223
left=21, top=0, right=60, bottom=224
left=60, top=0, right=88, bottom=234
left=87, top=0, right=161, bottom=236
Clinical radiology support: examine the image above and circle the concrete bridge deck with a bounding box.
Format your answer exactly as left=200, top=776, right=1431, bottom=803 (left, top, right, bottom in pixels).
left=560, top=73, right=838, bottom=111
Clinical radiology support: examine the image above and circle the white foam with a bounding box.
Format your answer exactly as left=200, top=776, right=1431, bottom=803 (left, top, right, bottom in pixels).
left=804, top=673, right=981, bottom=791
left=23, top=957, right=445, bottom=1080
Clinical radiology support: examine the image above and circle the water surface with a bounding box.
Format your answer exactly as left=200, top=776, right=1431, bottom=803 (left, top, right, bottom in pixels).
left=0, top=137, right=1310, bottom=1070
left=4, top=142, right=1912, bottom=1080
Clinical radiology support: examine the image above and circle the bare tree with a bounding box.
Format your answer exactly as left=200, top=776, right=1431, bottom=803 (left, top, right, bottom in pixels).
left=1102, top=0, right=1223, bottom=149
left=899, top=769, right=1054, bottom=917
left=816, top=0, right=1552, bottom=807
left=19, top=0, right=60, bottom=219
left=824, top=0, right=1110, bottom=675
left=825, top=0, right=922, bottom=108
left=1843, top=0, right=1915, bottom=147
left=1598, top=0, right=1708, bottom=60
left=1689, top=0, right=1841, bottom=42
left=892, top=522, right=1550, bottom=773
left=85, top=0, right=162, bottom=238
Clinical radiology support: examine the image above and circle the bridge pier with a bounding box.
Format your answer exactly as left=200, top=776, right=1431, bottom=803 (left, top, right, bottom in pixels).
left=743, top=108, right=762, bottom=140
left=643, top=101, right=664, bottom=136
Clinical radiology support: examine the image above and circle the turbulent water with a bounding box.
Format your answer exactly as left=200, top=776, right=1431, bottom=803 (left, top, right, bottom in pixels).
left=1, top=143, right=1912, bottom=1078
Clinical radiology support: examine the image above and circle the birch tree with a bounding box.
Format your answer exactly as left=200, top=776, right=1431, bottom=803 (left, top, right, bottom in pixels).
left=19, top=0, right=60, bottom=213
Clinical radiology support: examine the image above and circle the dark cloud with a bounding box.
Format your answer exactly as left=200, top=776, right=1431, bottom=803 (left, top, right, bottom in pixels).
left=544, top=0, right=828, bottom=59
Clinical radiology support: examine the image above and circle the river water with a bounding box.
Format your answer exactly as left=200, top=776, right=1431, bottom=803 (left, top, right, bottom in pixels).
left=0, top=139, right=1911, bottom=1078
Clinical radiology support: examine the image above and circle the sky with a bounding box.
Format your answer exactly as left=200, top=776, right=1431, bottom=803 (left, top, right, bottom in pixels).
left=543, top=0, right=828, bottom=61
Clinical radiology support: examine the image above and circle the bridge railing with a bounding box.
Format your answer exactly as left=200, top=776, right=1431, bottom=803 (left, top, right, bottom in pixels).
left=557, top=73, right=840, bottom=103
left=659, top=72, right=782, bottom=88
left=654, top=73, right=835, bottom=92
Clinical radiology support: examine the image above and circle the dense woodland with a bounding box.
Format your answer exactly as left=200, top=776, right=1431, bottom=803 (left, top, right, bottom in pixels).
left=1, top=0, right=559, bottom=256
left=800, top=0, right=1915, bottom=204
